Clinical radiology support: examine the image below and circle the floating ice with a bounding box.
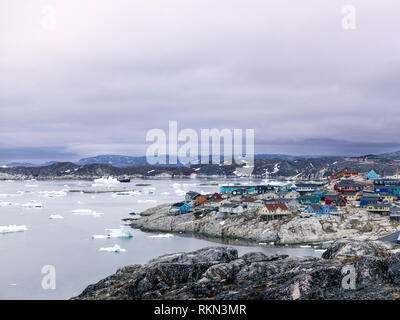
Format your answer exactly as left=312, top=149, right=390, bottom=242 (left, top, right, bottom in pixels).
left=40, top=190, right=67, bottom=198
left=160, top=192, right=170, bottom=195
left=112, top=191, right=138, bottom=197
left=22, top=201, right=43, bottom=208
left=92, top=228, right=133, bottom=239
left=72, top=209, right=103, bottom=216
left=148, top=233, right=174, bottom=238
left=25, top=184, right=39, bottom=188
left=99, top=244, right=126, bottom=252
left=49, top=215, right=64, bottom=220
left=137, top=199, right=157, bottom=204
left=92, top=177, right=120, bottom=187
left=0, top=201, right=12, bottom=207
left=0, top=225, right=27, bottom=234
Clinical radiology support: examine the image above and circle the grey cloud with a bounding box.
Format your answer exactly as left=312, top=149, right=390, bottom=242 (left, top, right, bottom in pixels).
left=0, top=0, right=400, bottom=162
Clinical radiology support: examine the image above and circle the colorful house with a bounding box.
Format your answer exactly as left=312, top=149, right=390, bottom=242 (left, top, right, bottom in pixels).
left=367, top=170, right=380, bottom=179
left=170, top=202, right=192, bottom=213
left=259, top=203, right=289, bottom=215
left=344, top=192, right=362, bottom=201
left=366, top=203, right=391, bottom=214
left=374, top=185, right=400, bottom=196
left=298, top=194, right=320, bottom=204
left=195, top=195, right=208, bottom=207
left=219, top=203, right=244, bottom=214
left=334, top=180, right=364, bottom=193
left=360, top=196, right=379, bottom=208
left=293, top=183, right=319, bottom=192
left=304, top=204, right=338, bottom=215
left=325, top=195, right=347, bottom=206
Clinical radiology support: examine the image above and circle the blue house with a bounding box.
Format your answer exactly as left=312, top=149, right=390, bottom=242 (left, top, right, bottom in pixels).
left=367, top=170, right=380, bottom=179
left=170, top=202, right=192, bottom=213
left=360, top=196, right=379, bottom=208
left=374, top=186, right=400, bottom=196
left=304, top=204, right=338, bottom=215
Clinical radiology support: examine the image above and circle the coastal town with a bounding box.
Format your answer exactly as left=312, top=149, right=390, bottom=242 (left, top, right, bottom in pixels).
left=127, top=169, right=400, bottom=244
left=169, top=170, right=400, bottom=223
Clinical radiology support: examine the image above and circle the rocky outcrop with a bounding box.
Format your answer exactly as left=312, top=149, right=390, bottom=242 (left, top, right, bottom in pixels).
left=73, top=240, right=400, bottom=300
left=130, top=204, right=400, bottom=244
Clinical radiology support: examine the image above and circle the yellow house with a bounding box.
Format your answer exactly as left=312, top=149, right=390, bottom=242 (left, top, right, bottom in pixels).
left=203, top=198, right=231, bottom=208
left=345, top=192, right=362, bottom=201
left=382, top=194, right=397, bottom=202
left=366, top=204, right=391, bottom=213
left=259, top=203, right=289, bottom=215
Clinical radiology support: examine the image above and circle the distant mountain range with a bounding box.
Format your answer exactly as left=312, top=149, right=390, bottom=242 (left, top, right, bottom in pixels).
left=3, top=151, right=400, bottom=168
left=1, top=154, right=327, bottom=168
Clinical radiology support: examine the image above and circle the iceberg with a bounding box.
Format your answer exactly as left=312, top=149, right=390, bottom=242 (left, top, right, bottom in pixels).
left=148, top=233, right=174, bottom=238
left=0, top=225, right=27, bottom=234
left=99, top=244, right=126, bottom=252
left=92, top=228, right=133, bottom=239
left=72, top=209, right=103, bottom=216
left=92, top=176, right=120, bottom=187
left=49, top=214, right=64, bottom=219
left=22, top=201, right=43, bottom=208
left=40, top=190, right=67, bottom=198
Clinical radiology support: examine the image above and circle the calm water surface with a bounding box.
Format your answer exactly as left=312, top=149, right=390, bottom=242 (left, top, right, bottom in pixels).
left=0, top=178, right=322, bottom=299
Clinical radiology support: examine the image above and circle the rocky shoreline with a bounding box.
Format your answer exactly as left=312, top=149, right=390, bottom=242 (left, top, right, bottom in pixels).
left=129, top=203, right=400, bottom=245
left=73, top=239, right=400, bottom=300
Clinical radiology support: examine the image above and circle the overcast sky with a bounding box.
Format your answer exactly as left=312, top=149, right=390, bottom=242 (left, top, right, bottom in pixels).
left=1, top=0, right=400, bottom=163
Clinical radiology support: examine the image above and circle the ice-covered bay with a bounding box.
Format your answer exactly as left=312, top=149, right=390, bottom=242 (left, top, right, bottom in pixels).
left=0, top=178, right=321, bottom=300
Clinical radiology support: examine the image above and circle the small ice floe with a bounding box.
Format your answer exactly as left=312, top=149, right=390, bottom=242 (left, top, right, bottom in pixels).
left=160, top=192, right=170, bottom=195
left=99, top=244, right=126, bottom=252
left=49, top=214, right=64, bottom=220
left=112, top=191, right=137, bottom=197
left=0, top=201, right=12, bottom=207
left=300, top=245, right=312, bottom=248
left=22, top=201, right=43, bottom=208
left=40, top=190, right=67, bottom=198
left=9, top=283, right=17, bottom=286
left=72, top=209, right=103, bottom=216
left=137, top=199, right=157, bottom=204
left=25, top=185, right=39, bottom=188
left=148, top=233, right=174, bottom=238
left=0, top=225, right=27, bottom=234
left=259, top=242, right=267, bottom=245
left=92, top=177, right=120, bottom=187
left=142, top=188, right=155, bottom=195
left=92, top=228, right=133, bottom=239
left=174, top=189, right=186, bottom=196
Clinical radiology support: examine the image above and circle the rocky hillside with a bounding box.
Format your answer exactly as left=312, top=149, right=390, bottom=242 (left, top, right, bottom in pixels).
left=73, top=240, right=400, bottom=300
left=130, top=203, right=400, bottom=244
left=1, top=155, right=400, bottom=179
